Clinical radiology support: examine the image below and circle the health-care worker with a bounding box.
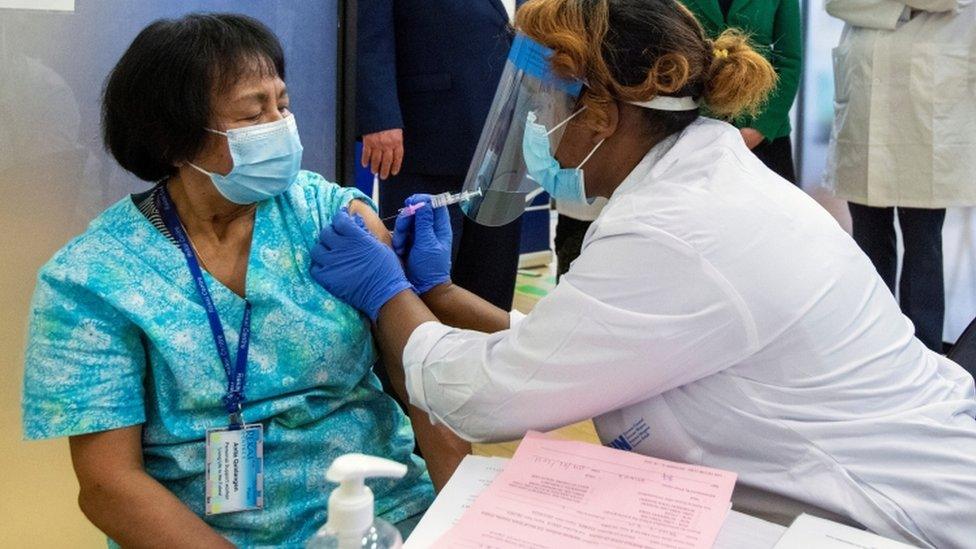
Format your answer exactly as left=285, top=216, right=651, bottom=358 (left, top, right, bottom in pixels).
left=824, top=0, right=976, bottom=352
left=20, top=14, right=468, bottom=548
left=309, top=1, right=976, bottom=547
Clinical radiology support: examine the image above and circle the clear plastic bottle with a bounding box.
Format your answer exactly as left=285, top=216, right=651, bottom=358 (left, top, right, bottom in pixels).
left=305, top=454, right=407, bottom=549
left=306, top=520, right=402, bottom=549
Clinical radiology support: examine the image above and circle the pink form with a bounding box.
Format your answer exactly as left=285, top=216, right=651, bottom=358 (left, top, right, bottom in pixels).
left=434, top=432, right=737, bottom=549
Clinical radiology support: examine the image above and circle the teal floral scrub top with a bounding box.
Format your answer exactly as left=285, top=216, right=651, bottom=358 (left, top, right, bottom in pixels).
left=22, top=171, right=434, bottom=547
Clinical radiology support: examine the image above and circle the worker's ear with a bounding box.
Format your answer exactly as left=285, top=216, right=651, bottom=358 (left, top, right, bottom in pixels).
left=598, top=101, right=620, bottom=140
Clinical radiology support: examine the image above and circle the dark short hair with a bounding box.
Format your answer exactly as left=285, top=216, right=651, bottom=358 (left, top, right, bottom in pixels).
left=102, top=13, right=285, bottom=182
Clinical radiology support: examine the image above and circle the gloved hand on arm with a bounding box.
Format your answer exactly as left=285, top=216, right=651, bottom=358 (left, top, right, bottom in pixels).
left=309, top=208, right=413, bottom=321
left=392, top=194, right=453, bottom=294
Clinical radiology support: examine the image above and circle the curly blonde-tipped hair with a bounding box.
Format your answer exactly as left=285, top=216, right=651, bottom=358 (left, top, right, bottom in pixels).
left=515, top=0, right=777, bottom=132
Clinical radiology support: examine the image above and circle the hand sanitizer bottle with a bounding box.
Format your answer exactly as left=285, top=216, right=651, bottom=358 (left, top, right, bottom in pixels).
left=305, top=453, right=408, bottom=549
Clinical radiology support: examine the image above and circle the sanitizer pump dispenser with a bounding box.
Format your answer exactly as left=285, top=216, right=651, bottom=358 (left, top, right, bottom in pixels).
left=305, top=454, right=408, bottom=549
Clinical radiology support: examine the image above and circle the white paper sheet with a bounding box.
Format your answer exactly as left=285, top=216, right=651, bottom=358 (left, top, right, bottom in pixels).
left=404, top=455, right=509, bottom=549
left=715, top=510, right=787, bottom=549
left=773, top=514, right=916, bottom=549
left=406, top=454, right=787, bottom=549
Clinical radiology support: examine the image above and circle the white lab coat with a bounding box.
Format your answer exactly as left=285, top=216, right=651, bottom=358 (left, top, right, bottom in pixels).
left=403, top=118, right=976, bottom=548
left=823, top=0, right=976, bottom=207
left=555, top=196, right=607, bottom=222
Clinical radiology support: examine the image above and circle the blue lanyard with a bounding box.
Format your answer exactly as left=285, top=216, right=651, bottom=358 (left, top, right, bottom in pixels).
left=157, top=186, right=252, bottom=428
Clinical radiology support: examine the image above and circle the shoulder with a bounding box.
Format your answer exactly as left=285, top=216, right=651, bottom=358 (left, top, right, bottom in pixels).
left=282, top=170, right=374, bottom=214
left=38, top=198, right=142, bottom=290
left=276, top=170, right=375, bottom=240
left=597, top=119, right=776, bottom=248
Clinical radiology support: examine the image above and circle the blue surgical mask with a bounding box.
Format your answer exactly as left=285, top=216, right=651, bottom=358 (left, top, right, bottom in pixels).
left=189, top=114, right=303, bottom=204
left=522, top=109, right=604, bottom=204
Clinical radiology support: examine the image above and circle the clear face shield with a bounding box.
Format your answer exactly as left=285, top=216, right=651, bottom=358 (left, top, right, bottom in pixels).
left=460, top=33, right=583, bottom=227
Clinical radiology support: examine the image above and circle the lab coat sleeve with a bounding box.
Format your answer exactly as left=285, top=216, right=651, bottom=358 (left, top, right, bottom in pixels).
left=356, top=0, right=404, bottom=136
left=402, top=220, right=759, bottom=443
left=826, top=0, right=956, bottom=29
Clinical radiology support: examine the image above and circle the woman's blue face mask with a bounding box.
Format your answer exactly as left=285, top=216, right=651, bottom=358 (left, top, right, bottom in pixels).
left=190, top=114, right=303, bottom=205
left=521, top=108, right=604, bottom=204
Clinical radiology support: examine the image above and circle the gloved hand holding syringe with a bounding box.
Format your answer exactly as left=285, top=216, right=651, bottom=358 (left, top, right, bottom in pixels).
left=381, top=189, right=483, bottom=221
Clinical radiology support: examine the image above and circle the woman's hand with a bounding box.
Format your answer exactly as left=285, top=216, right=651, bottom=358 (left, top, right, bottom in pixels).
left=310, top=209, right=413, bottom=321
left=740, top=128, right=765, bottom=150
left=392, top=194, right=453, bottom=294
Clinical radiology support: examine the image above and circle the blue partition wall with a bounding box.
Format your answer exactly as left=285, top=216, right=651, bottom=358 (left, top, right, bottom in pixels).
left=0, top=0, right=339, bottom=219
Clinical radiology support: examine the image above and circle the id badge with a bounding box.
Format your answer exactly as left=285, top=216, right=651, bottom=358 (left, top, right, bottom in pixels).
left=205, top=424, right=264, bottom=515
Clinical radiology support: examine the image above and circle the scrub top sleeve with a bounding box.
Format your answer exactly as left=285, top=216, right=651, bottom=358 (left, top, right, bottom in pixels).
left=400, top=222, right=758, bottom=443
left=301, top=171, right=376, bottom=236
left=22, top=264, right=147, bottom=440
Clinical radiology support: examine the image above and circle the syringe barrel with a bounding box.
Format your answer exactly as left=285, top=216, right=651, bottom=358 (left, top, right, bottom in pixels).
left=428, top=192, right=454, bottom=209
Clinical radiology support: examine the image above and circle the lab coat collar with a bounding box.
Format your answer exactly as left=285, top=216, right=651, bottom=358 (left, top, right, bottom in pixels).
left=609, top=117, right=743, bottom=201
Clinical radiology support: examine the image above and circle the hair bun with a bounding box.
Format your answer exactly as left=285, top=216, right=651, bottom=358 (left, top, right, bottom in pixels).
left=703, top=30, right=777, bottom=119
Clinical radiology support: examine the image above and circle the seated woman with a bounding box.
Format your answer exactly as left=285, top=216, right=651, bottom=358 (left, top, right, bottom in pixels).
left=21, top=13, right=466, bottom=548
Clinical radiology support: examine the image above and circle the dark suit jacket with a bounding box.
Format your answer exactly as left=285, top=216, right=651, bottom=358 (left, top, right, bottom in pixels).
left=356, top=0, right=523, bottom=176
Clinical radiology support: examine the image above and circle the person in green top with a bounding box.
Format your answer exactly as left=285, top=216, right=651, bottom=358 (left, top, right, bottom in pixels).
left=681, top=0, right=802, bottom=184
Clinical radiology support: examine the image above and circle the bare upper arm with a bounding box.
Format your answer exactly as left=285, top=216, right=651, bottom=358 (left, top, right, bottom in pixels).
left=348, top=198, right=392, bottom=247
left=69, top=425, right=145, bottom=487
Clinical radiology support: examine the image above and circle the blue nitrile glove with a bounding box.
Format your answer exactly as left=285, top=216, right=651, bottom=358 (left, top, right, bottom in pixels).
left=310, top=208, right=413, bottom=321
left=392, top=194, right=453, bottom=294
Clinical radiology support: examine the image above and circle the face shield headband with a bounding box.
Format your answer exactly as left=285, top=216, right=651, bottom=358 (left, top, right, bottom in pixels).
left=460, top=33, right=699, bottom=226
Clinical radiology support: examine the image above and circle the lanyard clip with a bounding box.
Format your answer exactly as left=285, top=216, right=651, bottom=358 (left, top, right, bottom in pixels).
left=228, top=403, right=245, bottom=430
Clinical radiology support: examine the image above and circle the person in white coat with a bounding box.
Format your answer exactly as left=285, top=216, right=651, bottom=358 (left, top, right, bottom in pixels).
left=309, top=1, right=976, bottom=547
left=824, top=0, right=976, bottom=352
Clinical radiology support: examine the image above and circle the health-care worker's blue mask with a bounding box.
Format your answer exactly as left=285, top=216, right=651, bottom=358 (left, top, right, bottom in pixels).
left=522, top=108, right=603, bottom=204
left=189, top=114, right=303, bottom=204
left=522, top=94, right=701, bottom=204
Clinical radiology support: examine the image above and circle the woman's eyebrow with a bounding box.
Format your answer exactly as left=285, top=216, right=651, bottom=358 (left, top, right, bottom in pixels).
left=232, top=86, right=288, bottom=104
left=232, top=90, right=268, bottom=104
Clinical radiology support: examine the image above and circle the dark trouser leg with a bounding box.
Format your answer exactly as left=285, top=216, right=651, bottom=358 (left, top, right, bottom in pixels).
left=554, top=214, right=592, bottom=281
left=849, top=203, right=897, bottom=293
left=897, top=207, right=946, bottom=352
left=452, top=214, right=524, bottom=310
left=750, top=136, right=798, bottom=185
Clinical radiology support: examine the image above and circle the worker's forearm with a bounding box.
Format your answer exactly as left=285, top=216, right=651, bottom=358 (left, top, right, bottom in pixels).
left=376, top=290, right=439, bottom=385
left=407, top=404, right=471, bottom=490
left=78, top=470, right=233, bottom=549
left=375, top=290, right=471, bottom=490
left=421, top=283, right=511, bottom=333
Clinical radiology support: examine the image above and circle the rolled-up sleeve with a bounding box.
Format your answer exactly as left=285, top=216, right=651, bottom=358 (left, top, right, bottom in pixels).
left=402, top=220, right=758, bottom=443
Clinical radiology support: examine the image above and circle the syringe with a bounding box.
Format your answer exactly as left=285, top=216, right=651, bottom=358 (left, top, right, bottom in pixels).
left=383, top=189, right=484, bottom=220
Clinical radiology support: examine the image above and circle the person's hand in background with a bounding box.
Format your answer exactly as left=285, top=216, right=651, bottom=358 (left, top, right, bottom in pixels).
left=392, top=194, right=452, bottom=294
left=740, top=128, right=765, bottom=150
left=361, top=128, right=404, bottom=179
